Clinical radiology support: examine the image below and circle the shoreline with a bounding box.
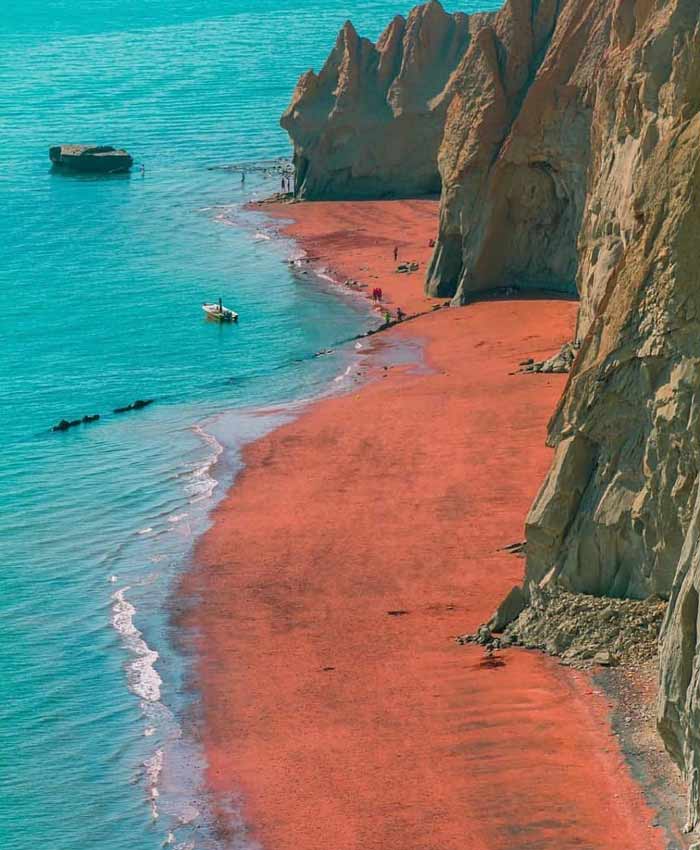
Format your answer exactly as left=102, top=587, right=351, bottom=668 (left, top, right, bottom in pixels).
left=182, top=198, right=673, bottom=850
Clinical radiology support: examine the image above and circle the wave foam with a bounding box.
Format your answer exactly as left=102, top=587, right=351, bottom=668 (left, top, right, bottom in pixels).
left=334, top=364, right=354, bottom=383
left=187, top=424, right=223, bottom=503
left=111, top=588, right=162, bottom=703
left=167, top=512, right=189, bottom=524
left=144, top=748, right=164, bottom=820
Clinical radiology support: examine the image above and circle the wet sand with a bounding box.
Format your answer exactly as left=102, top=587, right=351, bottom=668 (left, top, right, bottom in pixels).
left=183, top=200, right=666, bottom=850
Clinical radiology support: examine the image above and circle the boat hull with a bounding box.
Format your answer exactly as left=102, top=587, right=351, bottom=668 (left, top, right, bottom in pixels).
left=202, top=304, right=238, bottom=322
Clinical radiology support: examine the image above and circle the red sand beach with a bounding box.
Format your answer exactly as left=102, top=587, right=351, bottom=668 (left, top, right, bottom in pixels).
left=183, top=200, right=666, bottom=850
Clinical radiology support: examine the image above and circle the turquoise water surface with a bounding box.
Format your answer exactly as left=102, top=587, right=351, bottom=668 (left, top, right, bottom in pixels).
left=1, top=2, right=502, bottom=848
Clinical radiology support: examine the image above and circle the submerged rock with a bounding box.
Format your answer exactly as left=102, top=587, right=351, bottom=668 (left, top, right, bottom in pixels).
left=113, top=399, right=154, bottom=414
left=49, top=145, right=133, bottom=174
left=52, top=414, right=100, bottom=432
left=52, top=418, right=80, bottom=432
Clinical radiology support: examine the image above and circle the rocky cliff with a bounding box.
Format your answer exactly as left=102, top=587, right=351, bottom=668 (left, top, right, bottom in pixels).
left=281, top=1, right=492, bottom=199
left=524, top=0, right=700, bottom=602
left=283, top=0, right=700, bottom=830
left=428, top=0, right=611, bottom=298
left=535, top=0, right=700, bottom=829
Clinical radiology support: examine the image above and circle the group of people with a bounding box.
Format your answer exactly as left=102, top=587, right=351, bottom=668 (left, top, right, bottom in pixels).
left=237, top=170, right=293, bottom=193
left=381, top=306, right=405, bottom=325
left=371, top=287, right=383, bottom=302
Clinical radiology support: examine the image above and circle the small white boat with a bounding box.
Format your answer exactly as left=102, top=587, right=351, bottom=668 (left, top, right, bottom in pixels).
left=202, top=300, right=238, bottom=322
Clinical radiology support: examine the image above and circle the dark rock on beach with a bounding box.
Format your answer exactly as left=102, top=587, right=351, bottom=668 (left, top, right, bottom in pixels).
left=49, top=145, right=134, bottom=174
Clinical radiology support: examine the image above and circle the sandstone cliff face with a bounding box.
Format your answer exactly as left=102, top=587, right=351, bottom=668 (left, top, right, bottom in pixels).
left=281, top=1, right=490, bottom=199
left=284, top=0, right=611, bottom=294
left=428, top=0, right=611, bottom=298
left=516, top=0, right=700, bottom=827
left=525, top=0, right=700, bottom=600
left=283, top=0, right=700, bottom=827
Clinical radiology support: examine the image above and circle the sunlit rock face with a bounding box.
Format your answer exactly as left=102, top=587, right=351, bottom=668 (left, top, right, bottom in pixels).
left=281, top=1, right=491, bottom=200
left=524, top=0, right=700, bottom=604
left=510, top=0, right=700, bottom=827
left=427, top=0, right=611, bottom=300
left=283, top=0, right=700, bottom=825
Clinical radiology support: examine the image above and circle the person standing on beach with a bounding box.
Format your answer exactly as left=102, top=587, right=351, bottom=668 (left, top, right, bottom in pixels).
left=393, top=246, right=399, bottom=262
left=377, top=287, right=382, bottom=302
left=241, top=171, right=246, bottom=184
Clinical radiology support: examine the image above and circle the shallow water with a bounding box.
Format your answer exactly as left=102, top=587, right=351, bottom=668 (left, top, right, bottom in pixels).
left=0, top=2, right=502, bottom=848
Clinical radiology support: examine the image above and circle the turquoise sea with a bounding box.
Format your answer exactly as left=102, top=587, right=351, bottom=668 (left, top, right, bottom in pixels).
left=1, top=2, right=502, bottom=848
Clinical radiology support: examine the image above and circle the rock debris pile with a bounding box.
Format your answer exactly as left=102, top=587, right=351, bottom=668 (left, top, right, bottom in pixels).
left=519, top=341, right=579, bottom=375
left=460, top=582, right=667, bottom=669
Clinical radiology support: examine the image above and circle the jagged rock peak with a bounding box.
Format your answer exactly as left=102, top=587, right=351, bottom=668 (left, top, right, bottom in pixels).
left=281, top=0, right=486, bottom=200
left=427, top=0, right=611, bottom=300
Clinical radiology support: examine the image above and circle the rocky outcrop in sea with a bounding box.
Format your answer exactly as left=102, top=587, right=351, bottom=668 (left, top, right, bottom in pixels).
left=282, top=0, right=700, bottom=829
left=49, top=144, right=134, bottom=173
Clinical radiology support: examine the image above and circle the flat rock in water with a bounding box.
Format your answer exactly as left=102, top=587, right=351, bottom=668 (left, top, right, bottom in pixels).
left=49, top=145, right=133, bottom=174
